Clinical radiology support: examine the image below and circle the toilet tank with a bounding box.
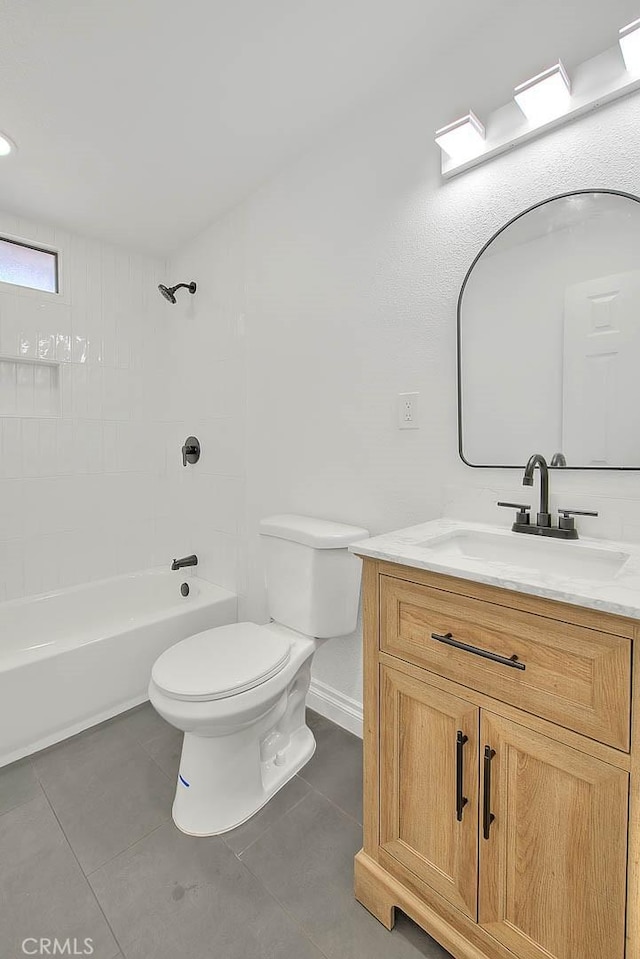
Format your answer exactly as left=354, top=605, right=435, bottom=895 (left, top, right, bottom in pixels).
left=259, top=515, right=369, bottom=638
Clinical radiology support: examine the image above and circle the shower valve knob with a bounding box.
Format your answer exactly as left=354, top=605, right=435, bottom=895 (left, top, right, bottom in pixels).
left=182, top=436, right=201, bottom=467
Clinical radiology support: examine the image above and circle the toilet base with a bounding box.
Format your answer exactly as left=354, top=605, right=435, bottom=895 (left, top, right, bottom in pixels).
left=171, top=722, right=316, bottom=837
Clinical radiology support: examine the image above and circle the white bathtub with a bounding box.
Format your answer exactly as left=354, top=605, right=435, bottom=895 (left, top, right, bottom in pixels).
left=0, top=569, right=237, bottom=767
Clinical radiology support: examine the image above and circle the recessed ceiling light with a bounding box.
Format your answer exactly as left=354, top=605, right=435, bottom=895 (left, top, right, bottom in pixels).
left=620, top=18, right=640, bottom=74
left=514, top=62, right=571, bottom=125
left=435, top=112, right=485, bottom=162
left=0, top=132, right=15, bottom=156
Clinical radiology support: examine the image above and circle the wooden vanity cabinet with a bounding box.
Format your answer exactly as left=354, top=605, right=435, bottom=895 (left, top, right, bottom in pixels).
left=355, top=559, right=638, bottom=959
left=379, top=667, right=480, bottom=920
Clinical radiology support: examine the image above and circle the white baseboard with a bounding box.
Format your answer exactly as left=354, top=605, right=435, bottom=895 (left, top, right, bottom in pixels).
left=0, top=693, right=148, bottom=768
left=307, top=678, right=363, bottom=739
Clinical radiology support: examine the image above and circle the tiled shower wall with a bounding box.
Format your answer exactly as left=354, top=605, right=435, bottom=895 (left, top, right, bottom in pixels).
left=158, top=205, right=246, bottom=596
left=0, top=210, right=167, bottom=601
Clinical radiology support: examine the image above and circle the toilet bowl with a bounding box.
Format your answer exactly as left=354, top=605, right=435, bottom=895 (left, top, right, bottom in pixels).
left=149, top=514, right=368, bottom=836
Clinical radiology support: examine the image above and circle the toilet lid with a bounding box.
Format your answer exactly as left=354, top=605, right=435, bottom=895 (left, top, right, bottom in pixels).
left=151, top=623, right=291, bottom=702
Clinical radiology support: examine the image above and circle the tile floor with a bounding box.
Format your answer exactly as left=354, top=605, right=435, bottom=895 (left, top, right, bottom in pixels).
left=0, top=705, right=451, bottom=959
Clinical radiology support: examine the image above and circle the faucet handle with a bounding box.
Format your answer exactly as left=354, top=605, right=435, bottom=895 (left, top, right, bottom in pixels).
left=497, top=502, right=531, bottom=525
left=558, top=508, right=598, bottom=532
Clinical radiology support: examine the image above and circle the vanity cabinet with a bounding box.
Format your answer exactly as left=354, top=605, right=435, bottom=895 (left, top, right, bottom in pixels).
left=355, top=559, right=639, bottom=959
left=477, top=712, right=627, bottom=959
left=379, top=668, right=479, bottom=919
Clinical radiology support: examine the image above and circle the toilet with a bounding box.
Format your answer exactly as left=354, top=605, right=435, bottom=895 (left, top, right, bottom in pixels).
left=149, top=514, right=369, bottom=837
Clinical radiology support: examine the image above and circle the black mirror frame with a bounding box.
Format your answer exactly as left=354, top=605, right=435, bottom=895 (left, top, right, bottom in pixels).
left=457, top=188, right=640, bottom=470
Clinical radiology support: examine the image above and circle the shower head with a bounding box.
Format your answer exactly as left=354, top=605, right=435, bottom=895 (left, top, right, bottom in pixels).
left=158, top=284, right=176, bottom=303
left=158, top=281, right=197, bottom=304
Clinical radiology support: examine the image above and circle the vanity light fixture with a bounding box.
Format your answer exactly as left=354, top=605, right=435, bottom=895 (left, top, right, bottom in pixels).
left=438, top=23, right=640, bottom=179
left=0, top=132, right=14, bottom=157
left=434, top=112, right=485, bottom=162
left=514, top=61, right=571, bottom=125
left=620, top=18, right=640, bottom=74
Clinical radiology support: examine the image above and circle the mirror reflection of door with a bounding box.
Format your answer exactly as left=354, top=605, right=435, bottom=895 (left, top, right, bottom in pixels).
left=563, top=272, right=640, bottom=466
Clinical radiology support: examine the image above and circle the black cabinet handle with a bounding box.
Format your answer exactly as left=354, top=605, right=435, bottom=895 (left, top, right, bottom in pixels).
left=483, top=745, right=496, bottom=840
left=456, top=730, right=468, bottom=822
left=431, top=632, right=526, bottom=671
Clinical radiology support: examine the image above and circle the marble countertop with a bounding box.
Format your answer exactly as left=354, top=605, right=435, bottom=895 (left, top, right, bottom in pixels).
left=350, top=518, right=640, bottom=621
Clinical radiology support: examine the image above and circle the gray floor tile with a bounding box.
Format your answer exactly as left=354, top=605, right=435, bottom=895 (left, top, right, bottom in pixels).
left=320, top=907, right=453, bottom=959
left=240, top=789, right=445, bottom=959
left=239, top=788, right=360, bottom=937
left=300, top=710, right=363, bottom=823
left=89, top=820, right=327, bottom=959
left=394, top=913, right=452, bottom=958
left=0, top=757, right=42, bottom=816
left=1, top=705, right=451, bottom=959
left=223, top=774, right=311, bottom=854
left=33, top=710, right=144, bottom=776
left=141, top=726, right=183, bottom=780
left=33, top=722, right=175, bottom=874
left=117, top=701, right=176, bottom=746
left=0, top=796, right=118, bottom=959
left=306, top=708, right=338, bottom=738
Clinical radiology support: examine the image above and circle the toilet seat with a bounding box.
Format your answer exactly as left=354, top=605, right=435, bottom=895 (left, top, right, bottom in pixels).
left=152, top=623, right=291, bottom=702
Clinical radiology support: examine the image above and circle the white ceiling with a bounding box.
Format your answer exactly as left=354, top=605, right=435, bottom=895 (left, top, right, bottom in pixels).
left=0, top=0, right=638, bottom=254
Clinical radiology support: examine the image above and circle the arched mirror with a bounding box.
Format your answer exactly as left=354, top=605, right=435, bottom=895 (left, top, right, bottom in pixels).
left=458, top=190, right=640, bottom=469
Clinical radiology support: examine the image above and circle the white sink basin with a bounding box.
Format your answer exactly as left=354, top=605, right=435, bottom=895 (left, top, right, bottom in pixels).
left=418, top=529, right=630, bottom=583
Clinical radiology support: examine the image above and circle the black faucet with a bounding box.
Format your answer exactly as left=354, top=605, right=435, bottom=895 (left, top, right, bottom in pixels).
left=171, top=554, right=198, bottom=571
left=523, top=453, right=551, bottom=528
left=497, top=452, right=598, bottom=539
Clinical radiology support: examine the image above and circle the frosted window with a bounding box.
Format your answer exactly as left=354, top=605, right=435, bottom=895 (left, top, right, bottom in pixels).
left=0, top=238, right=58, bottom=293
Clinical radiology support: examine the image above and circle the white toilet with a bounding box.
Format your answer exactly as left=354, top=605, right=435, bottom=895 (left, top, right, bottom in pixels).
left=149, top=514, right=368, bottom=837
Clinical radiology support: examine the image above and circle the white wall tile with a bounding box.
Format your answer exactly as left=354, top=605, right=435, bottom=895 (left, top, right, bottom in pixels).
left=0, top=479, right=23, bottom=540
left=0, top=539, right=25, bottom=601
left=0, top=211, right=165, bottom=600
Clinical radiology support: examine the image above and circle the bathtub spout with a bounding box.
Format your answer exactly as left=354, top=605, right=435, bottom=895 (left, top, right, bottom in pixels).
left=171, top=555, right=198, bottom=571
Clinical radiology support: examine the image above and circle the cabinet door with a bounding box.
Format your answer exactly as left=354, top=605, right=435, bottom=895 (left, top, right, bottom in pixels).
left=479, top=711, right=628, bottom=959
left=379, top=666, right=479, bottom=918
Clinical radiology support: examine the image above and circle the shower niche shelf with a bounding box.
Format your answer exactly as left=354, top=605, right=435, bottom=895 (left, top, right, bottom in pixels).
left=0, top=355, right=62, bottom=417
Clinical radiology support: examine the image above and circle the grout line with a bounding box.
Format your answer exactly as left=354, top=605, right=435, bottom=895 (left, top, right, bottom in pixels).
left=232, top=841, right=333, bottom=959
left=84, top=819, right=170, bottom=880
left=296, top=751, right=363, bottom=827
left=139, top=745, right=176, bottom=782
left=0, top=758, right=46, bottom=821
left=233, top=780, right=364, bottom=958
left=228, top=780, right=313, bottom=858
left=32, top=767, right=128, bottom=959
left=30, top=743, right=171, bottom=879
left=0, top=792, right=44, bottom=824
left=138, top=734, right=180, bottom=783
left=299, top=780, right=363, bottom=830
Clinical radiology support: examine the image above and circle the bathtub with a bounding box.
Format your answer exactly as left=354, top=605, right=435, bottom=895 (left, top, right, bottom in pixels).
left=0, top=569, right=237, bottom=767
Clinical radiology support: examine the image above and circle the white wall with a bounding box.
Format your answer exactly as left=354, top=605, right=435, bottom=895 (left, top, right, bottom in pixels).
left=0, top=211, right=166, bottom=601
left=163, top=209, right=246, bottom=595
left=154, top=2, right=640, bottom=722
